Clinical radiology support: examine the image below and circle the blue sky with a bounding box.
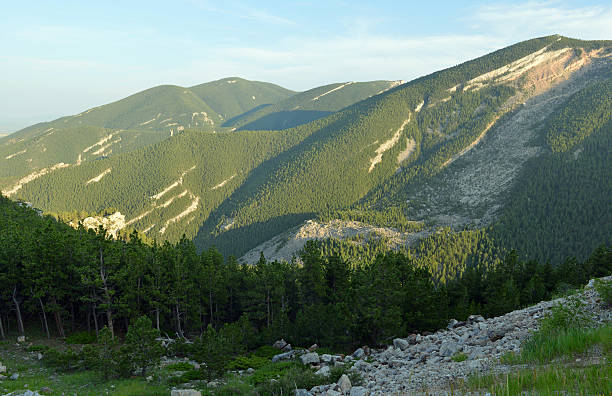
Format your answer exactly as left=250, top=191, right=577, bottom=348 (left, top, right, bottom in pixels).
left=1, top=0, right=611, bottom=131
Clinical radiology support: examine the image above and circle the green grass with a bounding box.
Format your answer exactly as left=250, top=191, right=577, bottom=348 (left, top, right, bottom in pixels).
left=520, top=325, right=612, bottom=364
left=451, top=352, right=468, bottom=362
left=463, top=363, right=612, bottom=396
left=0, top=341, right=173, bottom=396
left=165, top=361, right=195, bottom=371
left=468, top=322, right=612, bottom=395
left=0, top=369, right=169, bottom=396
left=595, top=278, right=612, bottom=306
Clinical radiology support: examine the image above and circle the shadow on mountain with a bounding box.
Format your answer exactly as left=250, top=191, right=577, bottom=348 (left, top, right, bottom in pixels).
left=196, top=213, right=314, bottom=258
left=238, top=110, right=332, bottom=131
left=222, top=104, right=272, bottom=128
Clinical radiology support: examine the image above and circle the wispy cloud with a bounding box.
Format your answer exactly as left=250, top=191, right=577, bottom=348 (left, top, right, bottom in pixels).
left=469, top=1, right=612, bottom=39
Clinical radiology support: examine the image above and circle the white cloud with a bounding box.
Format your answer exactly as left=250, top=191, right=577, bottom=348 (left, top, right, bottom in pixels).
left=4, top=1, right=611, bottom=130
left=469, top=1, right=612, bottom=40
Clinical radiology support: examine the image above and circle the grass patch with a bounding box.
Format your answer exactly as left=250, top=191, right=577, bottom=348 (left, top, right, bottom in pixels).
left=165, top=361, right=195, bottom=371
left=227, top=354, right=270, bottom=370
left=0, top=369, right=169, bottom=396
left=520, top=325, right=611, bottom=364
left=248, top=361, right=302, bottom=385
left=463, top=363, right=612, bottom=396
left=594, top=278, right=612, bottom=306
left=451, top=352, right=468, bottom=362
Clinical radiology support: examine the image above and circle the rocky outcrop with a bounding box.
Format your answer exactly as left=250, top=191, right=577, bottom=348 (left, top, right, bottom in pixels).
left=346, top=279, right=611, bottom=395
left=289, top=277, right=609, bottom=395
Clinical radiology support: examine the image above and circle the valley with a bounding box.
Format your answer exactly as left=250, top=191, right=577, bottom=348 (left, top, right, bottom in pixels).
left=1, top=33, right=612, bottom=396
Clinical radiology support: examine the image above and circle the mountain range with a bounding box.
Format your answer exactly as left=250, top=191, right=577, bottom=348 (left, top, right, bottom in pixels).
left=1, top=34, right=611, bottom=265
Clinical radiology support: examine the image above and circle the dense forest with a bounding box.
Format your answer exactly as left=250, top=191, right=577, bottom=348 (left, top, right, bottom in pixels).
left=1, top=195, right=611, bottom=354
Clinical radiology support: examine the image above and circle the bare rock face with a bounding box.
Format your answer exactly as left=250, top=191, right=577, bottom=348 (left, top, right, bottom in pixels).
left=80, top=212, right=126, bottom=238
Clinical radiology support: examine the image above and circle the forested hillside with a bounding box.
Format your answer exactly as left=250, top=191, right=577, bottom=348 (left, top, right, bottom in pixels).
left=224, top=80, right=401, bottom=131
left=3, top=35, right=611, bottom=265
left=0, top=78, right=294, bottom=191
left=1, top=194, right=610, bottom=349
left=492, top=79, right=612, bottom=263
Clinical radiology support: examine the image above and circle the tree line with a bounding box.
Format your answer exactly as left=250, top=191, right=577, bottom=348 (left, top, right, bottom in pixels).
left=2, top=194, right=611, bottom=352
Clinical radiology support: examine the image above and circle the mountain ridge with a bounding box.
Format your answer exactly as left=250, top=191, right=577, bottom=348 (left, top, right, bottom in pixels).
left=2, top=35, right=611, bottom=264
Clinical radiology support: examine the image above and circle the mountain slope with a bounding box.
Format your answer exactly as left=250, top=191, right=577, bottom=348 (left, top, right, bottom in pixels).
left=5, top=35, right=612, bottom=262
left=189, top=77, right=296, bottom=120
left=201, top=36, right=612, bottom=256
left=224, top=80, right=403, bottom=130
left=0, top=78, right=295, bottom=192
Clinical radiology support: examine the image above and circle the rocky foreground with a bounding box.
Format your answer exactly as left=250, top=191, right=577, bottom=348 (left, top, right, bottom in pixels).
left=286, top=277, right=611, bottom=396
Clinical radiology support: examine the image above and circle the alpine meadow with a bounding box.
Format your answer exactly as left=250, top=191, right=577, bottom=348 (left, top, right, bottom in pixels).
left=1, top=15, right=612, bottom=396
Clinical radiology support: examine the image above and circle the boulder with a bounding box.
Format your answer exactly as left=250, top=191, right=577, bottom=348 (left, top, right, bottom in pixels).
left=272, top=350, right=295, bottom=363
left=393, top=338, right=409, bottom=350
left=308, top=344, right=319, bottom=352
left=350, top=386, right=369, bottom=396
left=439, top=341, right=460, bottom=357
left=338, top=374, right=352, bottom=393
left=272, top=339, right=288, bottom=349
left=488, top=325, right=513, bottom=341
left=300, top=352, right=320, bottom=365
left=171, top=391, right=202, bottom=396
left=295, top=390, right=313, bottom=396
left=282, top=343, right=292, bottom=352
left=352, top=348, right=365, bottom=359
left=352, top=359, right=371, bottom=372
left=326, top=390, right=341, bottom=396
left=468, top=314, right=485, bottom=324
left=0, top=364, right=6, bottom=373
left=17, top=336, right=25, bottom=343
left=10, top=373, right=19, bottom=380
left=315, top=366, right=330, bottom=376
left=321, top=354, right=333, bottom=363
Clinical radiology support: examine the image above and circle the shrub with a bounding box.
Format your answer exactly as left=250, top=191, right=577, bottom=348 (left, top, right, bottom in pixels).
left=124, top=316, right=164, bottom=377
left=42, top=348, right=81, bottom=371
left=166, top=368, right=206, bottom=386
left=248, top=361, right=301, bottom=385
left=254, top=366, right=320, bottom=394
left=452, top=352, right=468, bottom=362
left=227, top=355, right=270, bottom=370
left=539, top=295, right=594, bottom=333
left=252, top=345, right=280, bottom=359
left=594, top=279, right=612, bottom=306
left=65, top=331, right=97, bottom=344
left=165, top=362, right=195, bottom=371
left=26, top=344, right=49, bottom=352
left=167, top=338, right=195, bottom=357
left=191, top=318, right=256, bottom=378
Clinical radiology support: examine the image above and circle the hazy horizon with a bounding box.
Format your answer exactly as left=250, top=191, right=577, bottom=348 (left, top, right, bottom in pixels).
left=2, top=0, right=612, bottom=132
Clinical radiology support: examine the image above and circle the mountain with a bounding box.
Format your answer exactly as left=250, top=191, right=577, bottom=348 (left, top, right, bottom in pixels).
left=0, top=78, right=294, bottom=191
left=3, top=35, right=611, bottom=265
left=224, top=80, right=403, bottom=131
left=189, top=77, right=296, bottom=120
